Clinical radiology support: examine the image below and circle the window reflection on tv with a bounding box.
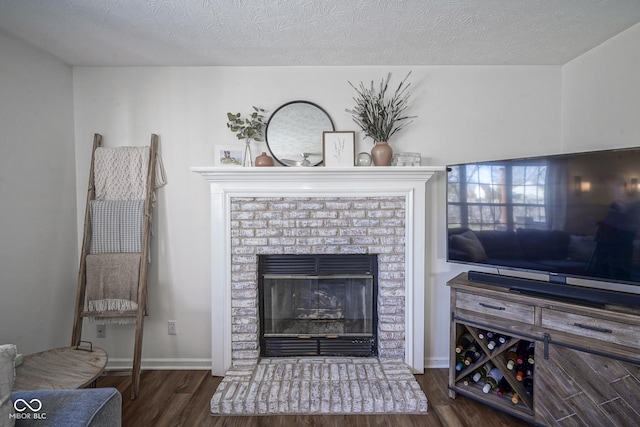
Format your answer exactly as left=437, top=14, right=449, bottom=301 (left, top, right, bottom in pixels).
left=446, top=147, right=640, bottom=286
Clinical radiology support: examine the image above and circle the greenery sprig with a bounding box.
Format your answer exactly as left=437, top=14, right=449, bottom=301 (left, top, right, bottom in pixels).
left=346, top=72, right=416, bottom=143
left=226, top=106, right=266, bottom=141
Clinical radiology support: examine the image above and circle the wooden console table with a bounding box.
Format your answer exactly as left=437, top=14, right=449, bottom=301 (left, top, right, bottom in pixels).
left=13, top=346, right=107, bottom=391
left=448, top=272, right=640, bottom=426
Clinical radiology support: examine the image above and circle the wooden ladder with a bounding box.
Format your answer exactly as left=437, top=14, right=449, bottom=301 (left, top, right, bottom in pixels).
left=71, top=133, right=158, bottom=399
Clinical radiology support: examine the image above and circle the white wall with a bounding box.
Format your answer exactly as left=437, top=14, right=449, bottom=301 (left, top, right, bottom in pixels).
left=73, top=65, right=561, bottom=368
left=0, top=32, right=76, bottom=355
left=562, top=22, right=640, bottom=151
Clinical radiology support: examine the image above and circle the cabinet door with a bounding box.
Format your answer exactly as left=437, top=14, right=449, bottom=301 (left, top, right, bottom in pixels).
left=534, top=342, right=640, bottom=426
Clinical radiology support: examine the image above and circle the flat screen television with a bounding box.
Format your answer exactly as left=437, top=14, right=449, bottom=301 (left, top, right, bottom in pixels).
left=446, top=147, right=640, bottom=308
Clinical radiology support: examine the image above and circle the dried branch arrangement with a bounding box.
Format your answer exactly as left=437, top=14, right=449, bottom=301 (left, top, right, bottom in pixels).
left=346, top=72, right=416, bottom=143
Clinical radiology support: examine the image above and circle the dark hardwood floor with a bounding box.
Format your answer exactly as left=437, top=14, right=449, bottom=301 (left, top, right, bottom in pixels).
left=96, top=369, right=533, bottom=427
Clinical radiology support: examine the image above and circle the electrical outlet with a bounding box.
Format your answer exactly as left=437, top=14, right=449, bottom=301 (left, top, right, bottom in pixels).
left=96, top=324, right=106, bottom=338
left=168, top=320, right=177, bottom=335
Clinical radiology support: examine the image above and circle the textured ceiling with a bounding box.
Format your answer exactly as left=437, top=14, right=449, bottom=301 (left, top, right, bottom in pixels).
left=0, top=0, right=639, bottom=67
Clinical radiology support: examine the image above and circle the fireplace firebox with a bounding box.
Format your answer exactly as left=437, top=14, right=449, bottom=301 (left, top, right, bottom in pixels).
left=258, top=254, right=378, bottom=357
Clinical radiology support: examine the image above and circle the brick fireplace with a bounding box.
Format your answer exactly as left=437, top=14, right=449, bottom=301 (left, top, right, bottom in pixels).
left=192, top=167, right=440, bottom=376
left=233, top=198, right=403, bottom=365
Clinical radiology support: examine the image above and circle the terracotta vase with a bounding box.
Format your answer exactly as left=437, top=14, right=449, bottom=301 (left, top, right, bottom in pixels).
left=371, top=141, right=393, bottom=166
left=255, top=151, right=274, bottom=167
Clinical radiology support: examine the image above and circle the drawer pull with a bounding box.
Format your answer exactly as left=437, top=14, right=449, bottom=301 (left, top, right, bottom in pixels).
left=544, top=333, right=550, bottom=360
left=479, top=303, right=506, bottom=311
left=573, top=323, right=612, bottom=334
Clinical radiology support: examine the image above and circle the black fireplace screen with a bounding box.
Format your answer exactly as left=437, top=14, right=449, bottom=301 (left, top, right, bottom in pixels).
left=258, top=254, right=377, bottom=357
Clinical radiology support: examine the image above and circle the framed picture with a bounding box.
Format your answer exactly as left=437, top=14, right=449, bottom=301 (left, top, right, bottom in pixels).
left=215, top=144, right=244, bottom=167
left=322, top=131, right=355, bottom=167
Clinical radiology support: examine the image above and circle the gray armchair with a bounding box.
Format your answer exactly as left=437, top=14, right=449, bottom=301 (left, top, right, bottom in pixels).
left=11, top=388, right=121, bottom=427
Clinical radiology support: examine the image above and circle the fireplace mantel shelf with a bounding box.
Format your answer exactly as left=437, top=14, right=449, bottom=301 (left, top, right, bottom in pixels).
left=191, top=166, right=445, bottom=183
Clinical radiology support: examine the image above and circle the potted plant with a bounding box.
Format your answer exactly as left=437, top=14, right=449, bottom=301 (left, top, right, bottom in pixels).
left=226, top=106, right=266, bottom=167
left=346, top=72, right=416, bottom=165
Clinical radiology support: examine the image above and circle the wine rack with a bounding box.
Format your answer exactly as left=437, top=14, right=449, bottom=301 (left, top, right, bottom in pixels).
left=451, top=323, right=535, bottom=421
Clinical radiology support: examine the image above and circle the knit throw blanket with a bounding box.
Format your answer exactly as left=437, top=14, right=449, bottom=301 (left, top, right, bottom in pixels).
left=86, top=253, right=141, bottom=324
left=94, top=146, right=166, bottom=200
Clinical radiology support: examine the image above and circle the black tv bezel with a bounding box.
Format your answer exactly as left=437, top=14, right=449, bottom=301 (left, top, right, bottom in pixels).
left=445, top=147, right=640, bottom=309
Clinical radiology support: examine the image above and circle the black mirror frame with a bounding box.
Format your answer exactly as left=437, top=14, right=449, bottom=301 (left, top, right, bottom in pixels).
left=265, top=100, right=335, bottom=167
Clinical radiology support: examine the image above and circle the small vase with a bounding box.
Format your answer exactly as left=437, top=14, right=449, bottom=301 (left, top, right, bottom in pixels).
left=371, top=141, right=393, bottom=166
left=255, top=152, right=274, bottom=167
left=243, top=138, right=253, bottom=167
left=356, top=152, right=372, bottom=166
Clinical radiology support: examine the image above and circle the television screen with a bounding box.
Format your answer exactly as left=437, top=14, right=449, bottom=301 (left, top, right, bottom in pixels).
left=446, top=147, right=640, bottom=291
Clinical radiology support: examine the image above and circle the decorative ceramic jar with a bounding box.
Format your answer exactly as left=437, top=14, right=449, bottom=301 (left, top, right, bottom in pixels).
left=371, top=141, right=393, bottom=166
left=255, top=152, right=274, bottom=167
left=356, top=152, right=372, bottom=166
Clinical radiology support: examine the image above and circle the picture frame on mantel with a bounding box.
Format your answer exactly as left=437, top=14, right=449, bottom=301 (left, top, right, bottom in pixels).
left=214, top=144, right=243, bottom=167
left=322, top=131, right=355, bottom=167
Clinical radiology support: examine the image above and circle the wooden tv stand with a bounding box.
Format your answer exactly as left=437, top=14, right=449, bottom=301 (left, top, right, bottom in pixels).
left=447, top=272, right=640, bottom=426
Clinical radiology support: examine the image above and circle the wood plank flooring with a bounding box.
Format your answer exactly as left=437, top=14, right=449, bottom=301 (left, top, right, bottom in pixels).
left=96, top=369, right=533, bottom=427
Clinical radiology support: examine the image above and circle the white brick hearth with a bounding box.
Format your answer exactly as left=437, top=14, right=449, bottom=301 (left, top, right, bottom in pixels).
left=211, top=357, right=428, bottom=415
left=193, top=166, right=441, bottom=415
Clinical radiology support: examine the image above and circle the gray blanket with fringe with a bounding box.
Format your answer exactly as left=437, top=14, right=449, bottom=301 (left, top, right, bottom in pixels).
left=86, top=253, right=141, bottom=324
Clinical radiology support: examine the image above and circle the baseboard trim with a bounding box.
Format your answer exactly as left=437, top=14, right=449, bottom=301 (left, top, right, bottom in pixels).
left=424, top=357, right=448, bottom=369
left=105, top=358, right=212, bottom=371
left=105, top=357, right=449, bottom=372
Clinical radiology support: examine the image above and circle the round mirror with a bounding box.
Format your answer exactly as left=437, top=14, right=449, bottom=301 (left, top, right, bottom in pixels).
left=265, top=101, right=335, bottom=166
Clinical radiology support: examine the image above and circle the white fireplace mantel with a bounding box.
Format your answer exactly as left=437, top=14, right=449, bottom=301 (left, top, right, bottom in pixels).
left=192, top=166, right=444, bottom=375
left=191, top=165, right=443, bottom=185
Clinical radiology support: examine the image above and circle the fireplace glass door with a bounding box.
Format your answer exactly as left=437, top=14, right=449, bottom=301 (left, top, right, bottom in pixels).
left=263, top=274, right=374, bottom=338
left=258, top=254, right=378, bottom=357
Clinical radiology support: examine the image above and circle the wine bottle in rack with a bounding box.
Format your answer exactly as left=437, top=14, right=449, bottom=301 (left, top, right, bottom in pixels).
left=506, top=347, right=518, bottom=370
left=496, top=377, right=512, bottom=397
left=515, top=340, right=529, bottom=364
left=482, top=367, right=503, bottom=393
left=523, top=376, right=534, bottom=396
left=471, top=361, right=493, bottom=383
left=496, top=333, right=508, bottom=345
left=511, top=393, right=520, bottom=404
left=455, top=353, right=466, bottom=371
left=515, top=362, right=533, bottom=381
left=487, top=336, right=497, bottom=350
left=464, top=348, right=480, bottom=366
left=455, top=333, right=475, bottom=354
left=463, top=340, right=482, bottom=365
left=477, top=329, right=487, bottom=340
left=515, top=364, right=526, bottom=381
left=525, top=342, right=535, bottom=365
